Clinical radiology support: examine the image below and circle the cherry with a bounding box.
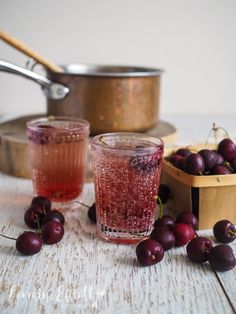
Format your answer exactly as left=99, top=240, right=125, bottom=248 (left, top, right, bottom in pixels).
left=38, top=125, right=54, bottom=129
left=176, top=211, right=198, bottom=230
left=88, top=203, right=97, bottom=223
left=208, top=244, right=236, bottom=272
left=198, top=149, right=217, bottom=171
left=218, top=138, right=236, bottom=162
left=31, top=196, right=51, bottom=213
left=136, top=239, right=164, bottom=266
left=16, top=231, right=43, bottom=255
left=183, top=153, right=205, bottom=175
left=42, top=210, right=65, bottom=225
left=173, top=155, right=185, bottom=170
left=154, top=214, right=175, bottom=229
left=77, top=201, right=97, bottom=223
left=157, top=184, right=170, bottom=204
left=186, top=237, right=213, bottom=263
left=168, top=154, right=184, bottom=169
left=24, top=205, right=45, bottom=229
left=175, top=148, right=191, bottom=157
left=171, top=223, right=195, bottom=247
left=167, top=153, right=178, bottom=163
left=210, top=165, right=231, bottom=175
left=150, top=227, right=175, bottom=251
left=214, top=152, right=224, bottom=165
left=213, top=220, right=236, bottom=243
left=30, top=126, right=54, bottom=145
left=230, top=159, right=236, bottom=173
left=41, top=221, right=64, bottom=244
left=129, top=154, right=161, bottom=172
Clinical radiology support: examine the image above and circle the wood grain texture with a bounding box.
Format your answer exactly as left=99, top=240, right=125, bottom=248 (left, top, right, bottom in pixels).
left=0, top=173, right=235, bottom=314
left=0, top=30, right=64, bottom=73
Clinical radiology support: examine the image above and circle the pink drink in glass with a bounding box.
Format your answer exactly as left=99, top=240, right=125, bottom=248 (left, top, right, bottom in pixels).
left=27, top=116, right=90, bottom=209
left=92, top=133, right=164, bottom=244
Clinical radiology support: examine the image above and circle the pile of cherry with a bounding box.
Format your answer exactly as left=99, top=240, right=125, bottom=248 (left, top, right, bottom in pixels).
left=85, top=201, right=236, bottom=272
left=136, top=211, right=236, bottom=272
left=167, top=138, right=236, bottom=175
left=0, top=196, right=65, bottom=255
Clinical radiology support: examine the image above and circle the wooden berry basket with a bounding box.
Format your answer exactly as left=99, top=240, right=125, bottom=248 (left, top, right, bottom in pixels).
left=161, top=143, right=236, bottom=230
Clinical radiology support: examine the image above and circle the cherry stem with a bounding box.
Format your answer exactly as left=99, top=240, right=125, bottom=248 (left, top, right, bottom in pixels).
left=36, top=216, right=41, bottom=233
left=99, top=136, right=108, bottom=145
left=229, top=230, right=236, bottom=236
left=151, top=254, right=156, bottom=261
left=76, top=201, right=89, bottom=209
left=0, top=226, right=17, bottom=241
left=205, top=123, right=230, bottom=145
left=205, top=123, right=215, bottom=146
left=157, top=196, right=163, bottom=218
left=215, top=125, right=230, bottom=139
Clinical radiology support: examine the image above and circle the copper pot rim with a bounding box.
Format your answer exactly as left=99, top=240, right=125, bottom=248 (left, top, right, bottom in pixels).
left=50, top=64, right=164, bottom=77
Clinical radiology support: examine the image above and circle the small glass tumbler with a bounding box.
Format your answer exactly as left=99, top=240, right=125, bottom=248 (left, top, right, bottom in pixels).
left=92, top=132, right=164, bottom=244
left=26, top=116, right=90, bottom=209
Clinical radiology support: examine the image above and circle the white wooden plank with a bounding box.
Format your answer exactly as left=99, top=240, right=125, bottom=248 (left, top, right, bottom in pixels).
left=212, top=235, right=236, bottom=311
left=0, top=173, right=234, bottom=314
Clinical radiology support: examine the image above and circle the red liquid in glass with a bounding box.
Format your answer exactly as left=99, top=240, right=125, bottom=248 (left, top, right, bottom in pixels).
left=93, top=145, right=163, bottom=244
left=28, top=126, right=87, bottom=204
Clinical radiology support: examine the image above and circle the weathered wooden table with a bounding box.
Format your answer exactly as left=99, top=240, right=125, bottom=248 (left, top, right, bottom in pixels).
left=0, top=113, right=236, bottom=313
left=0, top=173, right=235, bottom=314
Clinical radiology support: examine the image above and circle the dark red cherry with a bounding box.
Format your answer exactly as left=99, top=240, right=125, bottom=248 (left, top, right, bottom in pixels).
left=168, top=154, right=184, bottom=169
left=37, top=125, right=54, bottom=129
left=183, top=153, right=205, bottom=175
left=88, top=203, right=96, bottom=223
left=175, top=148, right=191, bottom=157
left=198, top=149, right=218, bottom=171
left=136, top=239, right=164, bottom=266
left=218, top=138, right=236, bottom=161
left=208, top=244, right=236, bottom=272
left=230, top=159, right=236, bottom=173
left=41, top=221, right=64, bottom=244
left=24, top=205, right=45, bottom=229
left=42, top=210, right=65, bottom=225
left=150, top=227, right=175, bottom=251
left=173, top=155, right=185, bottom=170
left=214, top=152, right=224, bottom=165
left=230, top=158, right=236, bottom=173
left=154, top=215, right=175, bottom=229
left=30, top=130, right=52, bottom=145
left=176, top=211, right=198, bottom=230
left=213, top=220, right=236, bottom=243
left=186, top=237, right=213, bottom=263
left=129, top=153, right=161, bottom=172
left=16, top=231, right=43, bottom=255
left=157, top=184, right=170, bottom=204
left=31, top=196, right=51, bottom=213
left=171, top=223, right=195, bottom=247
left=167, top=153, right=176, bottom=163
left=210, top=165, right=231, bottom=175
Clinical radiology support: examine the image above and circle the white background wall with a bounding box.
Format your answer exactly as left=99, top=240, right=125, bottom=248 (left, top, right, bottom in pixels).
left=1, top=0, right=236, bottom=119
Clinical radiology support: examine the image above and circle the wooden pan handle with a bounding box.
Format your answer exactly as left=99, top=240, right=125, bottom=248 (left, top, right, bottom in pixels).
left=0, top=29, right=64, bottom=73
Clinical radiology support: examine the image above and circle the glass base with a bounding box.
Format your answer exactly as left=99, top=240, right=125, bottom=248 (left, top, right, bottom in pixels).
left=51, top=193, right=85, bottom=212
left=51, top=199, right=79, bottom=211
left=97, top=224, right=152, bottom=244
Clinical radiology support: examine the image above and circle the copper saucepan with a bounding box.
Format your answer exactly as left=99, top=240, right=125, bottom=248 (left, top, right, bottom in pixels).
left=0, top=60, right=163, bottom=134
